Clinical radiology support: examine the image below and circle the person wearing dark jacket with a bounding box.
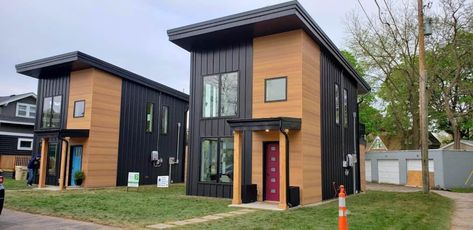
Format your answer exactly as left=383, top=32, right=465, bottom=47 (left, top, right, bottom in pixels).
left=27, top=154, right=40, bottom=186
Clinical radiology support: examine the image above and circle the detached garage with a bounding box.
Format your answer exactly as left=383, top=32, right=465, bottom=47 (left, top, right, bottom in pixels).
left=365, top=149, right=473, bottom=189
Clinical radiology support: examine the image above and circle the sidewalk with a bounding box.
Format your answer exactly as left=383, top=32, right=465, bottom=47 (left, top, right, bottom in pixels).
left=433, top=190, right=473, bottom=230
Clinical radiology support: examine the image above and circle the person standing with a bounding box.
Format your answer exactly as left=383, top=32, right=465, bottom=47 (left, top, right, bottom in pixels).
left=27, top=154, right=40, bottom=186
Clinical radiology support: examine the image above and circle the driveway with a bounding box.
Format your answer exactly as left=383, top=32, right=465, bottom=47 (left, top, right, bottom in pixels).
left=433, top=191, right=473, bottom=230
left=0, top=209, right=118, bottom=230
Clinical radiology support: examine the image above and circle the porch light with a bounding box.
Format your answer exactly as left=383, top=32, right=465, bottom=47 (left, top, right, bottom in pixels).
left=265, top=129, right=270, bottom=132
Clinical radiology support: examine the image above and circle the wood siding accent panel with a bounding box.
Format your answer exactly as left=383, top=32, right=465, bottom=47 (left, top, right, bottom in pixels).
left=67, top=69, right=93, bottom=130
left=301, top=32, right=322, bottom=204
left=187, top=40, right=253, bottom=198
left=81, top=69, right=122, bottom=187
left=0, top=155, right=16, bottom=170
left=359, top=143, right=366, bottom=191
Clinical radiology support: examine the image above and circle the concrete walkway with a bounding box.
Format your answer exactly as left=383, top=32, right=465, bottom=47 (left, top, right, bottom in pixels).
left=366, top=183, right=421, bottom=192
left=0, top=209, right=118, bottom=230
left=147, top=209, right=256, bottom=229
left=433, top=191, right=473, bottom=230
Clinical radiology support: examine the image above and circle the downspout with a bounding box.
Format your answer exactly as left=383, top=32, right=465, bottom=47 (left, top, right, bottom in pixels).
left=58, top=136, right=69, bottom=188
left=279, top=121, right=290, bottom=207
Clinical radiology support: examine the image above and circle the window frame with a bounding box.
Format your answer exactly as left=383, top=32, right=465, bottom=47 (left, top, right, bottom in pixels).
left=16, top=103, right=36, bottom=118
left=335, top=84, right=340, bottom=125
left=73, top=100, right=86, bottom=118
left=145, top=102, right=154, bottom=133
left=41, top=95, right=62, bottom=129
left=160, top=105, right=169, bottom=135
left=199, top=136, right=234, bottom=184
left=343, top=88, right=348, bottom=128
left=17, top=138, right=33, bottom=150
left=264, top=76, right=288, bottom=103
left=201, top=71, right=240, bottom=119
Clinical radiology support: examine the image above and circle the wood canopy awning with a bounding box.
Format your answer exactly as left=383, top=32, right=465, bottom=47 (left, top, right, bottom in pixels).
left=227, top=117, right=301, bottom=132
left=34, top=129, right=90, bottom=138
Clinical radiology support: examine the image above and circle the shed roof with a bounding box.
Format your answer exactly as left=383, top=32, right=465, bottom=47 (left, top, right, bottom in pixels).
left=0, top=92, right=36, bottom=106
left=16, top=51, right=189, bottom=102
left=167, top=1, right=370, bottom=93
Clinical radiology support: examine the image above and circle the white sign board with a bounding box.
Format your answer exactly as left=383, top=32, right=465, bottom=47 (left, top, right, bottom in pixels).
left=127, top=172, right=140, bottom=188
left=157, top=176, right=169, bottom=188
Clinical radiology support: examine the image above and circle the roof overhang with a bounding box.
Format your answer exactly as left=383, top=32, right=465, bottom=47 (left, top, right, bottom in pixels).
left=16, top=52, right=189, bottom=102
left=0, top=92, right=37, bottom=106
left=227, top=117, right=301, bottom=132
left=167, top=1, right=371, bottom=94
left=34, top=129, right=90, bottom=138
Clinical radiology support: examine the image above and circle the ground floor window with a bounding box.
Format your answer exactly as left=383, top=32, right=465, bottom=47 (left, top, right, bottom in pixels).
left=200, top=137, right=234, bottom=183
left=47, top=143, right=58, bottom=175
left=17, top=138, right=33, bottom=150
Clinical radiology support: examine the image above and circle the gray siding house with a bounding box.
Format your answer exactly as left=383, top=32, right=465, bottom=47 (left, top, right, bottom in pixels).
left=0, top=93, right=37, bottom=170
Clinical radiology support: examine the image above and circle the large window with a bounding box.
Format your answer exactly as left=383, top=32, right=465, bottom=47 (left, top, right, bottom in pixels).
left=41, top=95, right=62, bottom=128
left=16, top=103, right=36, bottom=118
left=203, top=72, right=238, bottom=118
left=73, top=100, right=85, bottom=118
left=265, top=77, right=287, bottom=102
left=200, top=137, right=234, bottom=183
left=335, top=84, right=340, bottom=125
left=48, top=143, right=58, bottom=176
left=160, top=105, right=169, bottom=134
left=17, top=138, right=33, bottom=150
left=146, top=103, right=154, bottom=133
left=343, top=89, right=348, bottom=128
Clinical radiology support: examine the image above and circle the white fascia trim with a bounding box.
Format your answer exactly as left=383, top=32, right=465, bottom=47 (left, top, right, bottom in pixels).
left=17, top=138, right=33, bottom=150
left=0, top=131, right=34, bottom=137
left=0, top=120, right=35, bottom=126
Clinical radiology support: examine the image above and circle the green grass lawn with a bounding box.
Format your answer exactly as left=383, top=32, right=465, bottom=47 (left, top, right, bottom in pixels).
left=3, top=177, right=30, bottom=190
left=449, top=187, right=473, bottom=193
left=4, top=185, right=453, bottom=229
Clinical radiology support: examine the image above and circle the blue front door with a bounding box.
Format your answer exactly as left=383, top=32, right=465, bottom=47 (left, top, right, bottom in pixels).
left=70, top=146, right=83, bottom=186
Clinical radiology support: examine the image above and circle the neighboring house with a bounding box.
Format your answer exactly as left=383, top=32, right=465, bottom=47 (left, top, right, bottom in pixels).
left=0, top=93, right=37, bottom=170
left=168, top=1, right=370, bottom=209
left=441, top=140, right=473, bottom=151
left=16, top=52, right=189, bottom=189
left=370, top=132, right=441, bottom=150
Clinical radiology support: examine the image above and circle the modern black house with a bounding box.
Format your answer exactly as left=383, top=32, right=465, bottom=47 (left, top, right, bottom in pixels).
left=16, top=51, right=189, bottom=189
left=168, top=1, right=370, bottom=209
left=0, top=93, right=37, bottom=170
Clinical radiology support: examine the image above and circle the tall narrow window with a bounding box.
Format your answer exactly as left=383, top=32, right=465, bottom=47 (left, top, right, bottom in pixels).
left=145, top=103, right=154, bottom=133
left=41, top=96, right=62, bottom=128
left=220, top=72, right=238, bottom=116
left=335, top=84, right=340, bottom=125
left=41, top=97, right=53, bottom=128
left=51, top=96, right=62, bottom=128
left=48, top=143, right=58, bottom=176
left=202, top=72, right=239, bottom=118
left=343, top=89, right=348, bottom=128
left=219, top=138, right=234, bottom=183
left=160, top=105, right=169, bottom=134
left=200, top=138, right=218, bottom=182
left=203, top=75, right=219, bottom=118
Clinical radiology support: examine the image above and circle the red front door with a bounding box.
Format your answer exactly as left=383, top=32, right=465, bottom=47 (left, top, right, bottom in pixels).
left=265, top=142, right=280, bottom=201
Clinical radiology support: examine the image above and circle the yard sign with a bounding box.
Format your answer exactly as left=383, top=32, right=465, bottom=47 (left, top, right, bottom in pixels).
left=157, top=176, right=169, bottom=188
left=127, top=172, right=140, bottom=188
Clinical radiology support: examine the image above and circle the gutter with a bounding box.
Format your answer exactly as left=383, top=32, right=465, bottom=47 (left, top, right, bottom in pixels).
left=279, top=120, right=290, bottom=208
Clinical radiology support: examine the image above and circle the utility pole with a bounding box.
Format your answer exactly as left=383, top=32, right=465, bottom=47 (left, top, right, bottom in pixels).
left=417, top=0, right=430, bottom=193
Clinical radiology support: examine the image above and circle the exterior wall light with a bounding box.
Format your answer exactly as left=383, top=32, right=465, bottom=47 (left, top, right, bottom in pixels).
left=424, top=17, right=433, bottom=36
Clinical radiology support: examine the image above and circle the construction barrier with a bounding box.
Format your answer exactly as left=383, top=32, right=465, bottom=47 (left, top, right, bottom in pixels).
left=339, top=185, right=348, bottom=230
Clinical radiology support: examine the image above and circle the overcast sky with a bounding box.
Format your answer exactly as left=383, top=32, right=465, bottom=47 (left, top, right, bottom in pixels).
left=0, top=0, right=377, bottom=96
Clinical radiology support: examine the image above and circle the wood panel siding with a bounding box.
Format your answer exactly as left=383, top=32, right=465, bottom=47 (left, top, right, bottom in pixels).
left=67, top=69, right=93, bottom=129
left=359, top=143, right=366, bottom=191
left=187, top=40, right=253, bottom=198
left=301, top=32, right=322, bottom=204
left=406, top=171, right=434, bottom=187
left=0, top=155, right=16, bottom=170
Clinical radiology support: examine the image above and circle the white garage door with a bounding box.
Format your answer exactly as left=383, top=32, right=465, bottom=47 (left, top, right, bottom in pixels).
left=365, top=160, right=372, bottom=182
left=407, top=160, right=434, bottom=172
left=378, top=160, right=400, bottom=184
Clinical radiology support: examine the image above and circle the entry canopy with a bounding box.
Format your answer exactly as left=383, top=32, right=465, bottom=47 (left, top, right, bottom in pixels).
left=227, top=117, right=301, bottom=132
left=35, top=129, right=90, bottom=138
left=167, top=1, right=371, bottom=93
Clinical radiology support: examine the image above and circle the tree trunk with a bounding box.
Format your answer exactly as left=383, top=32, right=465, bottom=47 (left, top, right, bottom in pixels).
left=453, top=124, right=461, bottom=150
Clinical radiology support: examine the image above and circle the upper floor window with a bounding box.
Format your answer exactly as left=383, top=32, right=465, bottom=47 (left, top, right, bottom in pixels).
left=41, top=95, right=62, bottom=128
left=146, top=103, right=154, bottom=133
left=73, top=100, right=85, bottom=118
left=335, top=84, right=340, bottom=125
left=343, top=89, right=348, bottom=128
left=203, top=72, right=238, bottom=118
left=160, top=105, right=168, bottom=134
left=265, top=77, right=287, bottom=102
left=16, top=103, right=36, bottom=118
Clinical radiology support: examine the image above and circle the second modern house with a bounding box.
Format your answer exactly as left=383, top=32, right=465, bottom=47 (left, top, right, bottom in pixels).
left=0, top=93, right=37, bottom=171
left=16, top=52, right=189, bottom=189
left=168, top=1, right=370, bottom=209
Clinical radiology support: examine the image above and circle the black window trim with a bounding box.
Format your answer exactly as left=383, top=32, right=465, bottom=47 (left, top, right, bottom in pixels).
left=335, top=83, right=340, bottom=126
left=199, top=136, right=234, bottom=184
left=145, top=102, right=154, bottom=133
left=201, top=71, right=240, bottom=120
left=343, top=88, right=348, bottom=128
left=264, top=76, right=288, bottom=103
left=41, top=94, right=63, bottom=129
left=73, top=100, right=86, bottom=118
left=160, top=105, right=169, bottom=135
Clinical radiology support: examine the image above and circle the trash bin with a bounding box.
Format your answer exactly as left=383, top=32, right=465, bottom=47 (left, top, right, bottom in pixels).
left=15, top=166, right=28, bottom=181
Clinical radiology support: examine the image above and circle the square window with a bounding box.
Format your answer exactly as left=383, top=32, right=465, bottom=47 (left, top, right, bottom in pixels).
left=73, top=100, right=85, bottom=118
left=265, top=77, right=287, bottom=102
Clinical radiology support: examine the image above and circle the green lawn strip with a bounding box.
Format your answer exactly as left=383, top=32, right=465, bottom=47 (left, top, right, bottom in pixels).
left=449, top=187, right=473, bottom=193
left=5, top=184, right=235, bottom=228
left=180, top=191, right=453, bottom=230
left=3, top=178, right=31, bottom=190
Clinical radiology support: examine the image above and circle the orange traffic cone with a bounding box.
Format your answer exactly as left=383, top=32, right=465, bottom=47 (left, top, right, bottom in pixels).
left=339, top=185, right=348, bottom=230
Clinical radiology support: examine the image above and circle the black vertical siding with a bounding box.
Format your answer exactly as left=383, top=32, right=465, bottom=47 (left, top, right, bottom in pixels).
left=32, top=71, right=70, bottom=186
left=187, top=40, right=253, bottom=198
left=116, top=80, right=188, bottom=186
left=321, top=51, right=359, bottom=200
